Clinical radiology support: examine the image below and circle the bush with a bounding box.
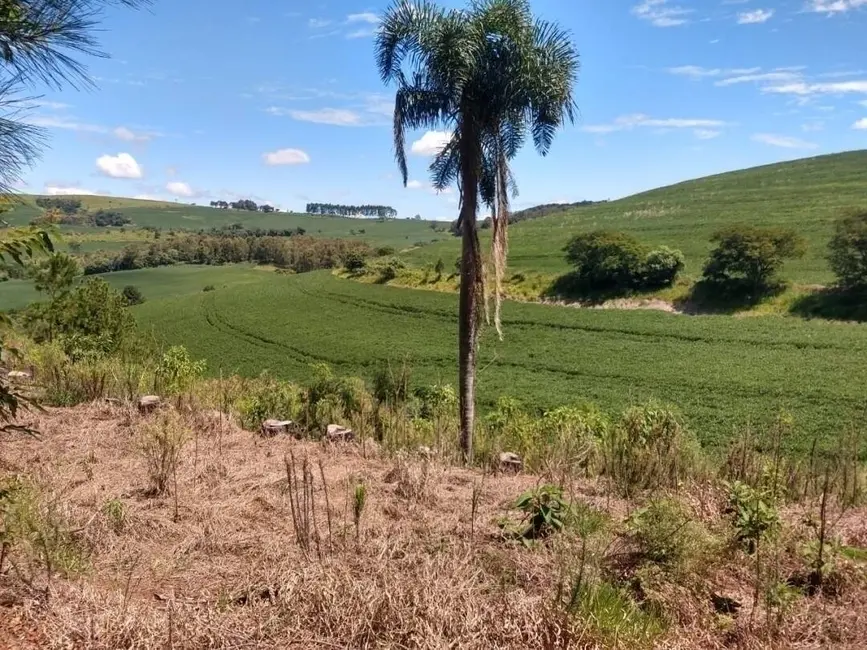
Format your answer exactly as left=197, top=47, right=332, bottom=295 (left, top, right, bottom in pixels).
left=601, top=402, right=700, bottom=497
left=375, top=246, right=396, bottom=257
left=701, top=225, right=806, bottom=299
left=564, top=231, right=647, bottom=290
left=628, top=498, right=698, bottom=567
left=343, top=251, right=367, bottom=272
left=828, top=212, right=867, bottom=290
left=121, top=285, right=145, bottom=306
left=203, top=285, right=216, bottom=292
left=562, top=231, right=684, bottom=294
left=643, top=246, right=685, bottom=289
left=139, top=413, right=188, bottom=495
left=235, top=372, right=302, bottom=430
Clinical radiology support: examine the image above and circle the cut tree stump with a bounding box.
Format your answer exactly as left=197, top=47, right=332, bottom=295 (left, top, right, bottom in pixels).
left=325, top=424, right=354, bottom=443
left=138, top=395, right=161, bottom=415
left=260, top=419, right=293, bottom=437
left=499, top=452, right=523, bottom=474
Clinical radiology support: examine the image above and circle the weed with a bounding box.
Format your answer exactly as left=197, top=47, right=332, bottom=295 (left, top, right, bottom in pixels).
left=102, top=498, right=126, bottom=533
left=512, top=484, right=572, bottom=542
left=353, top=480, right=367, bottom=545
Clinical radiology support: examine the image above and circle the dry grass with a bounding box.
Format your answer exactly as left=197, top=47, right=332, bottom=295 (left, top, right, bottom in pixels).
left=1, top=403, right=866, bottom=649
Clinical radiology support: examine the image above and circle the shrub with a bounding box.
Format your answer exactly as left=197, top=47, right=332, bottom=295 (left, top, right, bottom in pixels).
left=627, top=498, right=698, bottom=567
left=701, top=225, right=806, bottom=298
left=121, top=285, right=145, bottom=306
left=203, top=284, right=216, bottom=292
left=828, top=211, right=867, bottom=290
left=642, top=246, right=685, bottom=289
left=139, top=413, right=188, bottom=495
left=236, top=372, right=302, bottom=430
left=564, top=231, right=647, bottom=290
left=343, top=251, right=367, bottom=272
left=379, top=257, right=405, bottom=282
left=155, top=346, right=206, bottom=398
left=602, top=402, right=700, bottom=497
left=563, top=231, right=684, bottom=294
left=375, top=246, right=396, bottom=257
left=513, top=484, right=572, bottom=541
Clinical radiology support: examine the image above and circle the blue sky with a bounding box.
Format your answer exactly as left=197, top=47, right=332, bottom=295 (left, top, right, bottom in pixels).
left=17, top=0, right=867, bottom=219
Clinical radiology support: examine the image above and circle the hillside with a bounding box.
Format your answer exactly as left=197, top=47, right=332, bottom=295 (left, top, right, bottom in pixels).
left=406, top=150, right=867, bottom=286
left=1, top=195, right=448, bottom=249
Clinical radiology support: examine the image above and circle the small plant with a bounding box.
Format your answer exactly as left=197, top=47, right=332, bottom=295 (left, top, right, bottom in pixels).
left=103, top=498, right=126, bottom=533
left=726, top=480, right=780, bottom=554
left=156, top=346, right=206, bottom=399
left=353, top=481, right=367, bottom=544
left=627, top=498, right=696, bottom=567
left=139, top=413, right=188, bottom=495
left=203, top=284, right=216, bottom=292
left=513, top=484, right=571, bottom=542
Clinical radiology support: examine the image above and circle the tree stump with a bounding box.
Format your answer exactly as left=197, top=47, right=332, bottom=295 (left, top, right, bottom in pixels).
left=138, top=395, right=161, bottom=415
left=325, top=424, right=354, bottom=443
left=6, top=370, right=31, bottom=383
left=499, top=451, right=523, bottom=474
left=260, top=419, right=293, bottom=437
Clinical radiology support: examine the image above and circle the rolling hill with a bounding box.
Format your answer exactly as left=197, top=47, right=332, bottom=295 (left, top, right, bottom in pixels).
left=406, top=149, right=867, bottom=286
left=1, top=194, right=448, bottom=250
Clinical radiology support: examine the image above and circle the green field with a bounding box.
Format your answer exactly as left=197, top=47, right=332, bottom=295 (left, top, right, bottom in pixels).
left=119, top=266, right=867, bottom=452
left=2, top=195, right=447, bottom=249
left=406, top=150, right=867, bottom=286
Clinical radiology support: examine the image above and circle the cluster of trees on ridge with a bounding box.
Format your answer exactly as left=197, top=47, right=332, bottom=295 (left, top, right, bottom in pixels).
left=77, top=232, right=372, bottom=275
left=31, top=197, right=131, bottom=227
left=209, top=199, right=278, bottom=213
left=306, top=203, right=397, bottom=218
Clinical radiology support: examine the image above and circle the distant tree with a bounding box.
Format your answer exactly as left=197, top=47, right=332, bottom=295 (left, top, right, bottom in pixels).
left=413, top=214, right=422, bottom=221
left=702, top=225, right=806, bottom=298
left=90, top=209, right=130, bottom=227
left=828, top=212, right=867, bottom=290
left=343, top=251, right=366, bottom=272
left=121, top=284, right=145, bottom=305
left=434, top=258, right=445, bottom=278
left=260, top=204, right=275, bottom=213
left=35, top=197, right=82, bottom=214
left=306, top=202, right=397, bottom=218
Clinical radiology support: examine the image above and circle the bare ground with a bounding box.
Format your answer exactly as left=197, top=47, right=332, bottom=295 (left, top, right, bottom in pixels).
left=1, top=404, right=866, bottom=649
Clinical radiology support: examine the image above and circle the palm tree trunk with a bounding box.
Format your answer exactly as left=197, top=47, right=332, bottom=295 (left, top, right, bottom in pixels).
left=458, top=125, right=482, bottom=463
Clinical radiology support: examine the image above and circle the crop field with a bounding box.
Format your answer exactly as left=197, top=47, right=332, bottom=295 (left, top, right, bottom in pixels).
left=406, top=150, right=867, bottom=285
left=0, top=264, right=270, bottom=310
left=2, top=195, right=447, bottom=249
left=128, top=266, right=867, bottom=452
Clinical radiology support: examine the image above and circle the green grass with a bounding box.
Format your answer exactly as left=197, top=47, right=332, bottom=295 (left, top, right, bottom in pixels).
left=0, top=264, right=271, bottom=310
left=123, top=266, right=867, bottom=452
left=1, top=195, right=449, bottom=249
left=406, top=150, right=867, bottom=287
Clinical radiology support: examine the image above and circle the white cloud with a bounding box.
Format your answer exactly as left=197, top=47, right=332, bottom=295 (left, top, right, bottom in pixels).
left=806, top=0, right=867, bottom=14
left=411, top=131, right=452, bottom=156
left=133, top=194, right=163, bottom=201
left=694, top=129, right=722, bottom=139
left=801, top=121, right=825, bottom=131
left=632, top=0, right=692, bottom=26
left=263, top=148, right=311, bottom=165
left=24, top=114, right=105, bottom=133
left=113, top=126, right=153, bottom=142
left=44, top=184, right=100, bottom=196
left=716, top=71, right=802, bottom=86
left=347, top=12, right=379, bottom=23
left=96, top=152, right=143, bottom=179
left=166, top=181, right=195, bottom=197
left=406, top=180, right=424, bottom=189
left=668, top=65, right=723, bottom=78
left=31, top=100, right=70, bottom=110
left=854, top=118, right=867, bottom=129
left=737, top=9, right=774, bottom=23
left=347, top=28, right=378, bottom=39
left=751, top=133, right=818, bottom=149
left=581, top=113, right=727, bottom=134
left=308, top=18, right=331, bottom=28
left=763, top=80, right=867, bottom=96
left=283, top=108, right=362, bottom=126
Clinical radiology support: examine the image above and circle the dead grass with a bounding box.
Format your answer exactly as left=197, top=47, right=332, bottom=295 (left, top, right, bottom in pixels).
left=1, top=403, right=866, bottom=649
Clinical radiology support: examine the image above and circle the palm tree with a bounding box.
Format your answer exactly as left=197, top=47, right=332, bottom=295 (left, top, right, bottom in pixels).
left=0, top=0, right=152, bottom=196
left=376, top=0, right=579, bottom=461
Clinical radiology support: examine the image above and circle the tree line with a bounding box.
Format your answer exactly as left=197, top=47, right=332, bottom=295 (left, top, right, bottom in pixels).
left=305, top=203, right=397, bottom=218
left=78, top=232, right=372, bottom=275
left=209, top=199, right=279, bottom=213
